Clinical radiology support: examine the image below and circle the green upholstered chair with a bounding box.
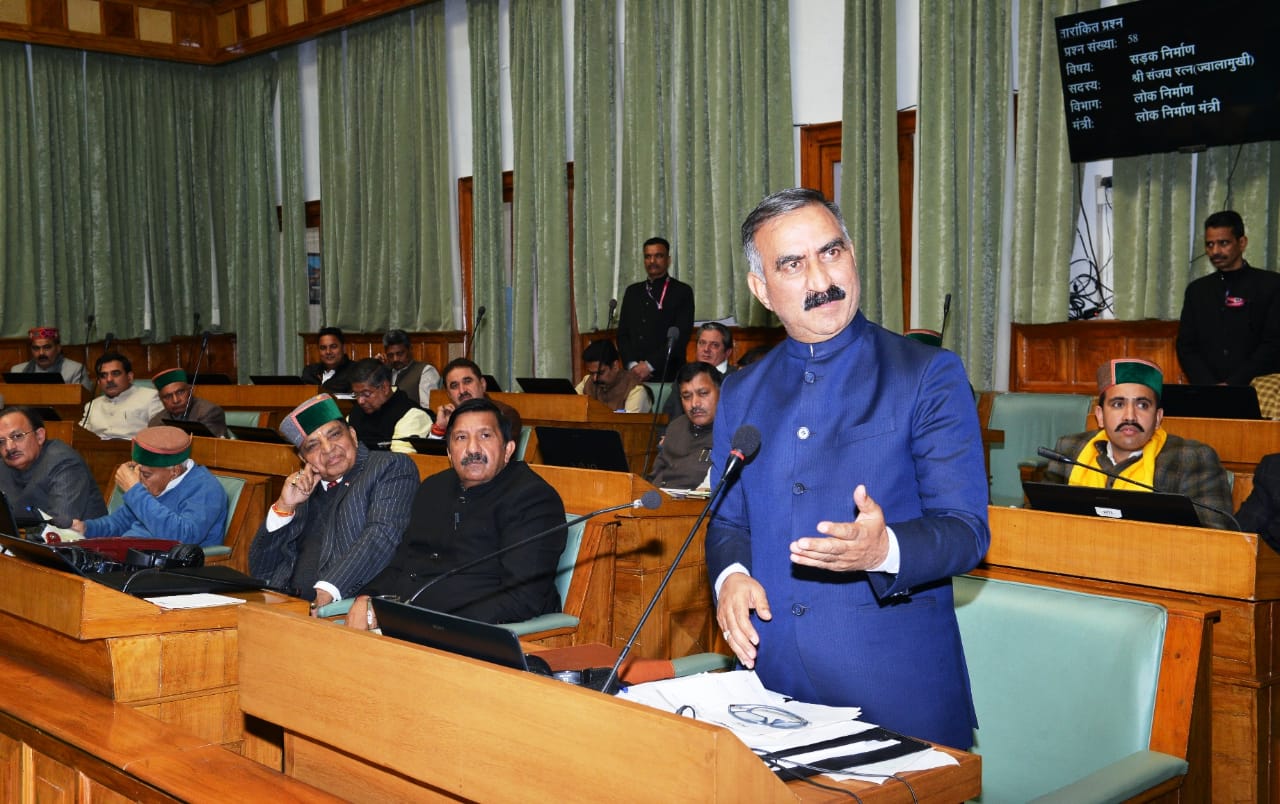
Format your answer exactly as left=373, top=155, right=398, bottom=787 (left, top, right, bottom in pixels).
left=985, top=392, right=1094, bottom=507
left=224, top=410, right=268, bottom=433
left=954, top=575, right=1192, bottom=803
left=644, top=382, right=673, bottom=414
left=105, top=471, right=244, bottom=559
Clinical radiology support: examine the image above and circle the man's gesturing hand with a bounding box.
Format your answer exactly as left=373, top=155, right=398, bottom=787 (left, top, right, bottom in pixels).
left=789, top=484, right=889, bottom=572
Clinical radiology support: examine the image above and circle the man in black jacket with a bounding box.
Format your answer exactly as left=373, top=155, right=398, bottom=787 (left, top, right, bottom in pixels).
left=348, top=398, right=566, bottom=628
left=616, top=237, right=695, bottom=382
left=300, top=326, right=359, bottom=392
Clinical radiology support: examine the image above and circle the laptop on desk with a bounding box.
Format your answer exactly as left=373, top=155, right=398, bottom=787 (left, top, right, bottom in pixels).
left=1, top=373, right=63, bottom=384
left=372, top=598, right=550, bottom=674
left=163, top=418, right=218, bottom=438
left=227, top=424, right=293, bottom=445
left=516, top=377, right=578, bottom=395
left=1160, top=384, right=1262, bottom=420
left=403, top=437, right=449, bottom=456
left=249, top=375, right=308, bottom=385
left=534, top=426, right=630, bottom=473
left=1021, top=481, right=1203, bottom=527
left=0, top=533, right=268, bottom=596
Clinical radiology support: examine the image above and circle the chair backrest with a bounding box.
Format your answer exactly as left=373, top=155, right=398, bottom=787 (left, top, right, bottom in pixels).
left=644, top=382, right=673, bottom=413
left=954, top=574, right=1166, bottom=802
left=224, top=410, right=267, bottom=430
left=214, top=474, right=245, bottom=541
left=553, top=515, right=587, bottom=608
left=514, top=426, right=532, bottom=461
left=986, top=392, right=1094, bottom=506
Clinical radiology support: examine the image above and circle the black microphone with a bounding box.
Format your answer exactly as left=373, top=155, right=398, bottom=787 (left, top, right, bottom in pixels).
left=940, top=293, right=952, bottom=342
left=607, top=298, right=618, bottom=328
left=184, top=330, right=212, bottom=419
left=103, top=331, right=115, bottom=354
left=1035, top=446, right=1240, bottom=529
left=403, top=491, right=663, bottom=607
left=601, top=425, right=761, bottom=694
left=467, top=305, right=487, bottom=360
left=193, top=311, right=201, bottom=336
left=86, top=314, right=95, bottom=336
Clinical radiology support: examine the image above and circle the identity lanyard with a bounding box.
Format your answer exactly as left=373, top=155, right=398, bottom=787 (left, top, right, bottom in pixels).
left=648, top=277, right=670, bottom=310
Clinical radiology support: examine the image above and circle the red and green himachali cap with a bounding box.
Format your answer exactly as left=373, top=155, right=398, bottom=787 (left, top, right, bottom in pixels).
left=1096, top=358, right=1163, bottom=399
left=279, top=393, right=344, bottom=447
left=152, top=368, right=188, bottom=389
left=132, top=426, right=193, bottom=467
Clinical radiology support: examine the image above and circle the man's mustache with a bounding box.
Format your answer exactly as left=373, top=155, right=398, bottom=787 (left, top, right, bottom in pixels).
left=804, top=285, right=847, bottom=311
left=460, top=452, right=487, bottom=466
left=1118, top=420, right=1144, bottom=432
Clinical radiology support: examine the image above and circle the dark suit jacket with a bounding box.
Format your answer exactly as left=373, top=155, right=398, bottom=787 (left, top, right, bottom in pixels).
left=300, top=356, right=358, bottom=393
left=616, top=275, right=694, bottom=381
left=248, top=446, right=417, bottom=597
left=1238, top=454, right=1280, bottom=552
left=149, top=396, right=227, bottom=438
left=1047, top=429, right=1235, bottom=529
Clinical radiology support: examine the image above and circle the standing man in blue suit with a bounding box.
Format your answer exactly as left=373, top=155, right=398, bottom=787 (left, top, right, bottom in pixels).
left=708, top=188, right=990, bottom=750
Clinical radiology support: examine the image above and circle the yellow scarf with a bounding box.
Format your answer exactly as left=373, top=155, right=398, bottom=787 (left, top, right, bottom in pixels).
left=1068, top=428, right=1167, bottom=491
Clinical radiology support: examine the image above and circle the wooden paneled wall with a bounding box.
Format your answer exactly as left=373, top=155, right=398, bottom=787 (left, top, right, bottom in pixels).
left=0, top=0, right=435, bottom=64
left=299, top=330, right=464, bottom=375
left=1010, top=319, right=1184, bottom=393
left=0, top=333, right=238, bottom=381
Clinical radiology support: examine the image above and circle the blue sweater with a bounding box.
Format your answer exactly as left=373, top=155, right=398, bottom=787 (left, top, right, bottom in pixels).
left=83, top=464, right=228, bottom=547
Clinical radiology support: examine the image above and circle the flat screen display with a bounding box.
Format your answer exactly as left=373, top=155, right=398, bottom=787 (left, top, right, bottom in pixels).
left=1055, top=0, right=1280, bottom=162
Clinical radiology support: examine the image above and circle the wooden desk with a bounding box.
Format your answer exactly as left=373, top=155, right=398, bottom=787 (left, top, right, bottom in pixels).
left=429, top=390, right=665, bottom=475
left=197, top=385, right=321, bottom=428
left=0, top=651, right=337, bottom=802
left=984, top=506, right=1280, bottom=804
left=0, top=555, right=307, bottom=765
left=0, top=383, right=87, bottom=422
left=1160, top=416, right=1280, bottom=473
left=239, top=605, right=980, bottom=802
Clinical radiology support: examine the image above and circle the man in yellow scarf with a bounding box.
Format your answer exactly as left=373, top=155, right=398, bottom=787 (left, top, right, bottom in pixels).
left=1044, top=358, right=1235, bottom=529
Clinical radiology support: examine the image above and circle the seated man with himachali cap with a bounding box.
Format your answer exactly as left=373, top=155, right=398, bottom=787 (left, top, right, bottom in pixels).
left=11, top=326, right=92, bottom=390
left=70, top=425, right=228, bottom=547
left=1043, top=357, right=1235, bottom=529
left=248, top=393, right=417, bottom=612
left=148, top=367, right=228, bottom=438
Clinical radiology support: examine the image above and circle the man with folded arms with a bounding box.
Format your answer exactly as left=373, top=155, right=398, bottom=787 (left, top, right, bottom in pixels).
left=249, top=394, right=417, bottom=611
left=347, top=358, right=433, bottom=453
left=11, top=326, right=92, bottom=390
left=0, top=407, right=105, bottom=528
left=348, top=398, right=566, bottom=630
left=71, top=426, right=227, bottom=547
left=148, top=368, right=227, bottom=438
left=1044, top=358, right=1234, bottom=529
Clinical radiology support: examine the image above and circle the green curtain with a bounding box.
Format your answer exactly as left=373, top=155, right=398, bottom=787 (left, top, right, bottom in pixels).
left=619, top=0, right=673, bottom=294
left=0, top=42, right=41, bottom=337
left=1010, top=0, right=1098, bottom=324
left=1110, top=153, right=1195, bottom=320
left=208, top=55, right=280, bottom=380
left=572, top=0, right=617, bottom=334
left=277, top=47, right=311, bottom=375
left=668, top=0, right=792, bottom=326
left=916, top=0, right=1010, bottom=389
left=840, top=0, right=902, bottom=334
left=510, top=0, right=571, bottom=379
left=469, top=0, right=508, bottom=385
left=620, top=0, right=791, bottom=326
left=316, top=8, right=453, bottom=332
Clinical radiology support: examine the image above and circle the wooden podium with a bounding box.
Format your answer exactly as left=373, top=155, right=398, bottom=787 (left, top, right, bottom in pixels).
left=983, top=506, right=1280, bottom=804
left=0, top=554, right=307, bottom=758
left=238, top=605, right=980, bottom=802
